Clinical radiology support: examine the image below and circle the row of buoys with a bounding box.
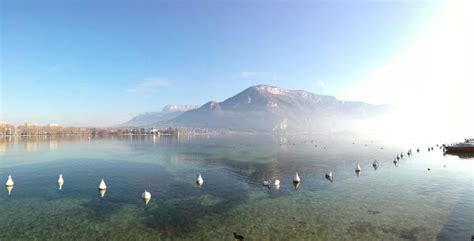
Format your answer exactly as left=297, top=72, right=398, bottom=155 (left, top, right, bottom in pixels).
left=2, top=173, right=209, bottom=205
left=5, top=173, right=211, bottom=205
left=287, top=163, right=363, bottom=188
left=292, top=146, right=439, bottom=185
left=2, top=146, right=438, bottom=202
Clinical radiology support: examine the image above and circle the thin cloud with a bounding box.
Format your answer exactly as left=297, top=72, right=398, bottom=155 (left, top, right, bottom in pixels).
left=312, top=80, right=326, bottom=89
left=236, top=71, right=281, bottom=81
left=126, top=77, right=169, bottom=93
left=270, top=74, right=281, bottom=81
left=239, top=71, right=257, bottom=78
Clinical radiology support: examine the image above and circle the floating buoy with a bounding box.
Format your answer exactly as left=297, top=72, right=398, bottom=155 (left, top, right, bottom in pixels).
left=98, top=178, right=107, bottom=198
left=196, top=173, right=204, bottom=187
left=293, top=172, right=300, bottom=183
left=325, top=171, right=333, bottom=182
left=274, top=179, right=280, bottom=189
left=355, top=164, right=361, bottom=177
left=98, top=178, right=107, bottom=190
left=5, top=175, right=14, bottom=187
left=58, top=174, right=64, bottom=190
left=142, top=190, right=151, bottom=205
left=372, top=160, right=379, bottom=168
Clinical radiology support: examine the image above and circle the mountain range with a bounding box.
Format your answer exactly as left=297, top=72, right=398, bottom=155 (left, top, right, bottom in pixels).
left=120, top=85, right=389, bottom=132
left=120, top=105, right=198, bottom=127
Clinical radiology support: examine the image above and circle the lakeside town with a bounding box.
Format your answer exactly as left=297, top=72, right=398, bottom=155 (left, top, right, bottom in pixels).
left=0, top=121, right=182, bottom=137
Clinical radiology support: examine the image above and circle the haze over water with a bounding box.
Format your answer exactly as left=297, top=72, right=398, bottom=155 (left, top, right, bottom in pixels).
left=0, top=135, right=472, bottom=240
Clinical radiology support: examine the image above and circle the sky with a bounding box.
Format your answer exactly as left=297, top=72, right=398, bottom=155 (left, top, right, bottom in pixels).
left=1, top=0, right=472, bottom=132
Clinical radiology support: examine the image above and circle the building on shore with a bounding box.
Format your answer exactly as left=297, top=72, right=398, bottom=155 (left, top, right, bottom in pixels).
left=0, top=121, right=16, bottom=136
left=0, top=121, right=182, bottom=137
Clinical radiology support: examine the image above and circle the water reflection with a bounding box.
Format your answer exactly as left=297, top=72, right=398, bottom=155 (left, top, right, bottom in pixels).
left=98, top=189, right=107, bottom=198
left=444, top=152, right=474, bottom=159
left=0, top=142, right=5, bottom=154
left=26, top=141, right=37, bottom=152
left=5, top=185, right=13, bottom=195
left=49, top=140, right=58, bottom=151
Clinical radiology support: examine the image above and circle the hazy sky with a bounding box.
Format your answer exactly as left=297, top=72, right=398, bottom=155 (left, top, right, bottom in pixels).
left=1, top=0, right=471, bottom=128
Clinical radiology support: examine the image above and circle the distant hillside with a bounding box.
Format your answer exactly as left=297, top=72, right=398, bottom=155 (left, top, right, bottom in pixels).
left=120, top=105, right=199, bottom=127
left=169, top=85, right=389, bottom=132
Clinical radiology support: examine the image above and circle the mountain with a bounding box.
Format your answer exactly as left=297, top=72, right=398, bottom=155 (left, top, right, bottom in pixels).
left=169, top=85, right=389, bottom=132
left=120, top=105, right=199, bottom=127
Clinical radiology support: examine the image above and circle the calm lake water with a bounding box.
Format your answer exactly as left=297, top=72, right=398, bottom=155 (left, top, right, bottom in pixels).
left=0, top=135, right=472, bottom=240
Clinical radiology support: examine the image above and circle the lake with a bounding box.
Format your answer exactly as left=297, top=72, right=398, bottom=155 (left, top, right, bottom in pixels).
left=0, top=135, right=472, bottom=240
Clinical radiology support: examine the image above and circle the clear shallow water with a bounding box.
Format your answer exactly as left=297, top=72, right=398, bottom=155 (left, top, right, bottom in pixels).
left=0, top=135, right=472, bottom=240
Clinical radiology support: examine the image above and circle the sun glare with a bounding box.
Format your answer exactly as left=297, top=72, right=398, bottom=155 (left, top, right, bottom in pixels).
left=345, top=0, right=474, bottom=141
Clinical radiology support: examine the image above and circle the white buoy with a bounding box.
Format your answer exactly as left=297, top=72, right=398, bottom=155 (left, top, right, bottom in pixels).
left=98, top=178, right=107, bottom=190
left=372, top=160, right=379, bottom=167
left=325, top=171, right=333, bottom=181
left=5, top=175, right=14, bottom=187
left=142, top=190, right=151, bottom=205
left=58, top=174, right=64, bottom=190
left=355, top=164, right=361, bottom=172
left=293, top=172, right=301, bottom=183
left=196, top=173, right=204, bottom=186
left=274, top=179, right=280, bottom=186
